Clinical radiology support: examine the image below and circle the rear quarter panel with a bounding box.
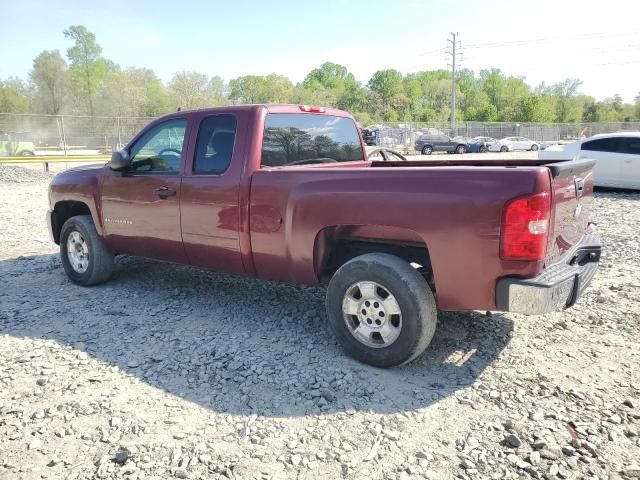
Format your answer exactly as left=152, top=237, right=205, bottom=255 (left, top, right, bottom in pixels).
left=249, top=166, right=551, bottom=310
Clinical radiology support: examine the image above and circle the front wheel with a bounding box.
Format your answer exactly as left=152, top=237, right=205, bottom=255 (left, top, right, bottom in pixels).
left=60, top=215, right=114, bottom=286
left=500, top=145, right=508, bottom=152
left=326, top=253, right=437, bottom=368
left=530, top=144, right=539, bottom=151
left=455, top=144, right=467, bottom=154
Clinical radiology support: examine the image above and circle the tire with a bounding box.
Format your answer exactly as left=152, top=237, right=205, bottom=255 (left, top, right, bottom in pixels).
left=479, top=145, right=488, bottom=153
left=500, top=145, right=508, bottom=152
left=455, top=144, right=466, bottom=154
left=530, top=144, right=539, bottom=151
left=60, top=215, right=114, bottom=286
left=421, top=145, right=433, bottom=155
left=326, top=253, right=437, bottom=368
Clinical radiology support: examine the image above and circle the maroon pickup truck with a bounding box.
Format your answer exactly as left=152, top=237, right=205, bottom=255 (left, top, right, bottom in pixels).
left=47, top=105, right=601, bottom=367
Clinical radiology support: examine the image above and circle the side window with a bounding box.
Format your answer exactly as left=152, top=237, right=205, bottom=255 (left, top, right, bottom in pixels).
left=624, top=137, right=640, bottom=155
left=581, top=137, right=623, bottom=153
left=193, top=115, right=237, bottom=175
left=129, top=119, right=187, bottom=173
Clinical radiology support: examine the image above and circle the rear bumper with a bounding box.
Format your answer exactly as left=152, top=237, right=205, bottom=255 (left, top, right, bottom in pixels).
left=495, top=233, right=601, bottom=315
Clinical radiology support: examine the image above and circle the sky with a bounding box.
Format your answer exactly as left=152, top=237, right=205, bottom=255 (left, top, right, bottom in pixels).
left=1, top=0, right=639, bottom=102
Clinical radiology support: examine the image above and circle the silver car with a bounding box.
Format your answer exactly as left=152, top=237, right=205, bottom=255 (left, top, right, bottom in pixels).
left=473, top=136, right=511, bottom=152
left=500, top=136, right=540, bottom=151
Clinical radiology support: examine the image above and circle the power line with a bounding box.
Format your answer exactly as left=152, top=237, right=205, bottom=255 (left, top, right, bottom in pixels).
left=464, top=30, right=640, bottom=49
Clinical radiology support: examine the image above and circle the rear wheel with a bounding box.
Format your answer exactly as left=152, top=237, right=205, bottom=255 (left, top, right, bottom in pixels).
left=531, top=144, right=539, bottom=151
left=455, top=144, right=466, bottom=154
left=326, top=253, right=437, bottom=368
left=500, top=145, right=508, bottom=152
left=421, top=145, right=433, bottom=155
left=60, top=215, right=114, bottom=286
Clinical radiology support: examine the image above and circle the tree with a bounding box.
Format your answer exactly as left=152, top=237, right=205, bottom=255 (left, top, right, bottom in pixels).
left=499, top=76, right=531, bottom=121
left=480, top=69, right=506, bottom=113
left=303, top=62, right=353, bottom=90
left=515, top=95, right=555, bottom=122
left=168, top=71, right=225, bottom=109
left=30, top=50, right=67, bottom=114
left=228, top=74, right=293, bottom=104
left=551, top=78, right=583, bottom=122
left=367, top=69, right=403, bottom=107
left=0, top=77, right=31, bottom=113
left=301, top=62, right=365, bottom=112
left=64, top=25, right=108, bottom=116
left=97, top=68, right=171, bottom=116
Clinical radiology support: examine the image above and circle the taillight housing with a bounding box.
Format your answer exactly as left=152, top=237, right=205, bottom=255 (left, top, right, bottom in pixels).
left=299, top=104, right=325, bottom=113
left=500, top=192, right=551, bottom=261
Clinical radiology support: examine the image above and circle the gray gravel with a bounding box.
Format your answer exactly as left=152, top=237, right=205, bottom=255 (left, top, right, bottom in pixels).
left=1, top=165, right=639, bottom=479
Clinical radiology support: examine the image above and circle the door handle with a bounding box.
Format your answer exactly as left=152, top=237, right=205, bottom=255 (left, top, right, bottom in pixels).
left=155, top=186, right=176, bottom=198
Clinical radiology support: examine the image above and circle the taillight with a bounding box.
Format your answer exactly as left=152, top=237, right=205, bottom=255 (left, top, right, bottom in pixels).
left=299, top=104, right=325, bottom=113
left=500, top=192, right=551, bottom=261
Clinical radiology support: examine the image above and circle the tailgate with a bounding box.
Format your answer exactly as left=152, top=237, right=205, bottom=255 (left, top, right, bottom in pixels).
left=546, top=159, right=596, bottom=265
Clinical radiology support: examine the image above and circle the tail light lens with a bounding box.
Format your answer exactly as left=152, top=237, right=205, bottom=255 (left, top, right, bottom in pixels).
left=299, top=105, right=325, bottom=113
left=501, top=192, right=551, bottom=261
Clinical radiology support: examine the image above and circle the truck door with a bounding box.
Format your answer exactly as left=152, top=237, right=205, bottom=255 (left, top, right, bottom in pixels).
left=100, top=118, right=188, bottom=263
left=179, top=112, right=246, bottom=275
left=621, top=136, right=640, bottom=189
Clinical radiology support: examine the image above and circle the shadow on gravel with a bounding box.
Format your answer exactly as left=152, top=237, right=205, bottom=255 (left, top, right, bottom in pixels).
left=0, top=253, right=513, bottom=417
left=594, top=188, right=640, bottom=198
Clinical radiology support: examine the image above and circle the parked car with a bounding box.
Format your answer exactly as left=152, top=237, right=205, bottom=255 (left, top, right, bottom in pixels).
left=415, top=134, right=468, bottom=154
left=0, top=132, right=36, bottom=156
left=47, top=104, right=601, bottom=368
left=500, top=136, right=540, bottom=151
left=474, top=136, right=511, bottom=152
left=538, top=132, right=640, bottom=189
left=453, top=136, right=485, bottom=153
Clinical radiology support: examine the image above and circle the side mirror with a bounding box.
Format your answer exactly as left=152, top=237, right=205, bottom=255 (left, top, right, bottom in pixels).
left=109, top=150, right=131, bottom=171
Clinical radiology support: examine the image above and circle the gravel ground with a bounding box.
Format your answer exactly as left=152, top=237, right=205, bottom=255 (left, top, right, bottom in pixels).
left=0, top=164, right=639, bottom=480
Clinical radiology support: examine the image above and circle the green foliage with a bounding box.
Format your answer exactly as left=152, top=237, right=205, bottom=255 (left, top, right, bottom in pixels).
left=367, top=69, right=403, bottom=108
left=64, top=25, right=112, bottom=115
left=0, top=77, right=31, bottom=113
left=229, top=74, right=293, bottom=104
left=30, top=50, right=67, bottom=114
left=4, top=25, right=638, bottom=126
left=168, top=71, right=225, bottom=110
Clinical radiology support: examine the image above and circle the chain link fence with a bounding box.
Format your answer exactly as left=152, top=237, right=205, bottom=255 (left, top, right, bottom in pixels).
left=1, top=113, right=640, bottom=156
left=368, top=121, right=640, bottom=150
left=0, top=113, right=153, bottom=156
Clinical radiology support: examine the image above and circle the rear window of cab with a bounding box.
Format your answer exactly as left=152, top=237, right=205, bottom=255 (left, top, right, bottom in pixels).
left=261, top=113, right=364, bottom=167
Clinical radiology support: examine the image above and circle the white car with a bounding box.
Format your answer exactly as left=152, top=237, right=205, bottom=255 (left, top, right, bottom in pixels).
left=538, top=132, right=640, bottom=189
left=500, top=136, right=540, bottom=151
left=473, top=136, right=512, bottom=152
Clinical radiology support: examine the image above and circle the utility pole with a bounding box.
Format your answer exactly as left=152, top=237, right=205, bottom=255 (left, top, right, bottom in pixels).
left=447, top=32, right=461, bottom=130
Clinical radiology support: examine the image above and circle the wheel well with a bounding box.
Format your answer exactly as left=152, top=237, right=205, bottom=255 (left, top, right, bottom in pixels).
left=51, top=201, right=91, bottom=244
left=316, top=230, right=435, bottom=293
